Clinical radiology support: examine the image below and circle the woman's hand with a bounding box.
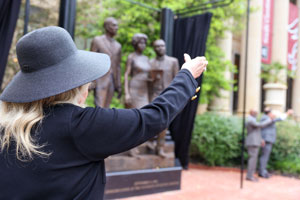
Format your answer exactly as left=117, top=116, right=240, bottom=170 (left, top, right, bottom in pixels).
left=181, top=54, right=208, bottom=79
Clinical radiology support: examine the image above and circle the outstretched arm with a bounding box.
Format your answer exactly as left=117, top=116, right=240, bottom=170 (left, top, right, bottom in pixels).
left=248, top=117, right=272, bottom=128
left=71, top=55, right=208, bottom=160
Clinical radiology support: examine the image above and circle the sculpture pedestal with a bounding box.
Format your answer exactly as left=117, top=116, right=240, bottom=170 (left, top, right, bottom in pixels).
left=104, top=141, right=182, bottom=199
left=105, top=141, right=175, bottom=172
left=105, top=155, right=175, bottom=172
left=104, top=165, right=181, bottom=199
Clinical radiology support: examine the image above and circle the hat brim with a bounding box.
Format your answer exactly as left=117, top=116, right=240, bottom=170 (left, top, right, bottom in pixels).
left=0, top=50, right=111, bottom=103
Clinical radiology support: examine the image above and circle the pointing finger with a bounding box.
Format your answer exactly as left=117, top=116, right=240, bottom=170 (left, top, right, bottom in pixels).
left=184, top=53, right=191, bottom=62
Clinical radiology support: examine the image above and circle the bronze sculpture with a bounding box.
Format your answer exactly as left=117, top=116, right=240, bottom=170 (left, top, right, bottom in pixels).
left=149, top=39, right=179, bottom=157
left=124, top=33, right=151, bottom=109
left=124, top=33, right=151, bottom=157
left=90, top=17, right=122, bottom=108
left=105, top=39, right=180, bottom=169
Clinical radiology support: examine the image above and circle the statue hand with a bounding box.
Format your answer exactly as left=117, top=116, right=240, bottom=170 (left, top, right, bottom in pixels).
left=125, top=94, right=132, bottom=106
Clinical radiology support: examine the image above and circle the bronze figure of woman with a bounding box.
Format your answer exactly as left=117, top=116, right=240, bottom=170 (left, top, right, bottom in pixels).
left=124, top=33, right=151, bottom=108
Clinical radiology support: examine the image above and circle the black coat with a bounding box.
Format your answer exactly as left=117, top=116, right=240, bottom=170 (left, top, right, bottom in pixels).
left=0, top=69, right=197, bottom=200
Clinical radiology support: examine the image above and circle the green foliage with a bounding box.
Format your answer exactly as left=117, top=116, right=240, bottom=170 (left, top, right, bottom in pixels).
left=110, top=95, right=125, bottom=109
left=191, top=113, right=300, bottom=176
left=199, top=2, right=245, bottom=103
left=86, top=92, right=95, bottom=107
left=261, top=62, right=295, bottom=84
left=75, top=0, right=105, bottom=49
left=268, top=120, right=300, bottom=176
left=272, top=158, right=300, bottom=176
left=75, top=0, right=246, bottom=106
left=85, top=91, right=125, bottom=109
left=190, top=113, right=242, bottom=166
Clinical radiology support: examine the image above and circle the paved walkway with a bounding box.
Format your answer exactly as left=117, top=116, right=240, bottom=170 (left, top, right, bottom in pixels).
left=124, top=164, right=300, bottom=200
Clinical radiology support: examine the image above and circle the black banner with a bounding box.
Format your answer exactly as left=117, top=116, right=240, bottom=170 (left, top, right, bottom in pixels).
left=0, top=0, right=21, bottom=89
left=170, top=13, right=212, bottom=168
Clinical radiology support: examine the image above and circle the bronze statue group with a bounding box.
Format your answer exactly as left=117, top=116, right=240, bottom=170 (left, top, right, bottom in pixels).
left=90, top=17, right=179, bottom=158
left=91, top=16, right=294, bottom=184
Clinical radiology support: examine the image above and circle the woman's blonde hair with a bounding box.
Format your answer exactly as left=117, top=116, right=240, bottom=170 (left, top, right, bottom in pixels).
left=0, top=84, right=88, bottom=161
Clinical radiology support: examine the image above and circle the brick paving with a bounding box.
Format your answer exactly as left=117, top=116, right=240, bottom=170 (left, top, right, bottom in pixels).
left=124, top=164, right=300, bottom=200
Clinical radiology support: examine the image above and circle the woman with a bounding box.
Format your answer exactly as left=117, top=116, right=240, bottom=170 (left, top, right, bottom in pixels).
left=124, top=33, right=151, bottom=108
left=0, top=26, right=207, bottom=199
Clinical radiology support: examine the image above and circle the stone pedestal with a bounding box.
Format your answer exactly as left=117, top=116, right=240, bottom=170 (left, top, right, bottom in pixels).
left=104, top=165, right=181, bottom=199
left=104, top=141, right=181, bottom=199
left=105, top=141, right=175, bottom=172
left=263, top=83, right=287, bottom=113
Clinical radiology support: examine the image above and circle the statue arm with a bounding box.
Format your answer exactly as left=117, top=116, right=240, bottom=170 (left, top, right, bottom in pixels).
left=114, top=48, right=122, bottom=95
left=87, top=38, right=98, bottom=91
left=173, top=59, right=180, bottom=78
left=124, top=55, right=133, bottom=101
left=90, top=38, right=98, bottom=52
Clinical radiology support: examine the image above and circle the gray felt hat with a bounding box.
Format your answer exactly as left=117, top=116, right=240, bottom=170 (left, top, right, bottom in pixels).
left=0, top=26, right=110, bottom=103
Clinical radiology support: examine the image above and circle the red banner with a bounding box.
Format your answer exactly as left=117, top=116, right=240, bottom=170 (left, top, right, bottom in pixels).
left=261, top=0, right=274, bottom=64
left=287, top=3, right=298, bottom=71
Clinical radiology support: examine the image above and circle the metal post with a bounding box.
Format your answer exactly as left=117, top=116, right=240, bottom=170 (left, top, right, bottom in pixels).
left=160, top=8, right=175, bottom=56
left=241, top=0, right=251, bottom=189
left=58, top=0, right=77, bottom=39
left=23, top=0, right=30, bottom=35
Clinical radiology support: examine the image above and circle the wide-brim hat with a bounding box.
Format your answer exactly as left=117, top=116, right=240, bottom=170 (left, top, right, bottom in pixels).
left=0, top=26, right=110, bottom=103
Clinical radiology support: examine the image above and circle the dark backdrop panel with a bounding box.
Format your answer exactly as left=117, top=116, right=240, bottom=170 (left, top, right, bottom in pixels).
left=58, top=0, right=76, bottom=39
left=0, top=0, right=21, bottom=89
left=170, top=13, right=212, bottom=168
left=160, top=8, right=175, bottom=56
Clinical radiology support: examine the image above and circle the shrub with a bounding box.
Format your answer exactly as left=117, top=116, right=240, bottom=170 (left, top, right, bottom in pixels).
left=269, top=120, right=300, bottom=176
left=191, top=113, right=300, bottom=177
left=190, top=112, right=242, bottom=166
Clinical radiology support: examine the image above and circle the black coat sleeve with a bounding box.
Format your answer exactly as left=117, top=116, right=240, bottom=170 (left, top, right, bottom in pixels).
left=70, top=69, right=198, bottom=160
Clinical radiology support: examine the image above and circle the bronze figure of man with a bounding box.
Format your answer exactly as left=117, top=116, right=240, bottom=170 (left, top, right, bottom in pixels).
left=90, top=17, right=122, bottom=108
left=150, top=39, right=179, bottom=157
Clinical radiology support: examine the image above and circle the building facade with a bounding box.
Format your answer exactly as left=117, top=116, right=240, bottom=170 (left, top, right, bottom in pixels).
left=209, top=0, right=300, bottom=121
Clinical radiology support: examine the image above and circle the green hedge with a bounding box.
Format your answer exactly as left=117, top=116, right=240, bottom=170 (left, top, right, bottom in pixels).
left=269, top=120, right=300, bottom=175
left=190, top=113, right=242, bottom=166
left=191, top=112, right=300, bottom=176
